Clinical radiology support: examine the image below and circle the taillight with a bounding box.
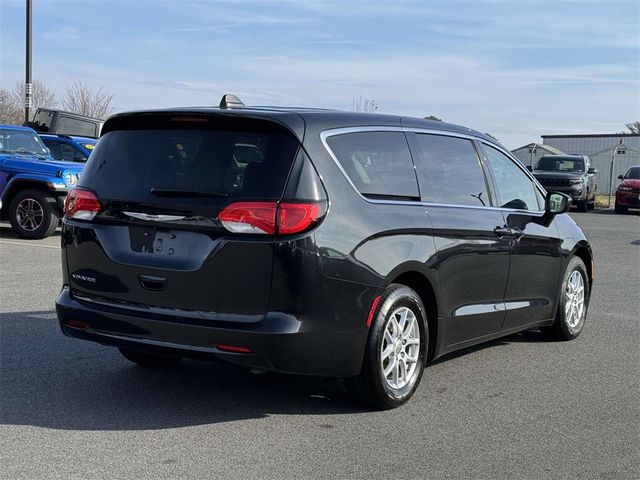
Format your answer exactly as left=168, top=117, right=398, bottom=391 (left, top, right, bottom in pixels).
left=218, top=202, right=278, bottom=234
left=218, top=201, right=324, bottom=235
left=63, top=188, right=102, bottom=220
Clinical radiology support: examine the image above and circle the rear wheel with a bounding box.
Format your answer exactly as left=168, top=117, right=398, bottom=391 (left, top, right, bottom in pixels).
left=8, top=189, right=59, bottom=239
left=345, top=284, right=428, bottom=410
left=119, top=348, right=181, bottom=368
left=542, top=256, right=590, bottom=341
left=614, top=203, right=627, bottom=214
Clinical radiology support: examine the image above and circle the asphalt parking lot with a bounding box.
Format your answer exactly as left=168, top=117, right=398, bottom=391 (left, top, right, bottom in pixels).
left=0, top=210, right=638, bottom=480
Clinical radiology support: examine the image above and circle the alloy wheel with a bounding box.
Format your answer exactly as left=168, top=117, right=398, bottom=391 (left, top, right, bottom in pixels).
left=15, top=198, right=44, bottom=232
left=380, top=306, right=421, bottom=390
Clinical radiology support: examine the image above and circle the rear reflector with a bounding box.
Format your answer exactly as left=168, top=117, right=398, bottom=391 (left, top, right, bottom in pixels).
left=67, top=320, right=89, bottom=329
left=215, top=344, right=253, bottom=354
left=366, top=295, right=382, bottom=328
left=64, top=188, right=101, bottom=221
left=218, top=201, right=324, bottom=235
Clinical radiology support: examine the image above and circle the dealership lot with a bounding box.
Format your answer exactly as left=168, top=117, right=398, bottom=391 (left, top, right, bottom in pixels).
left=0, top=211, right=638, bottom=480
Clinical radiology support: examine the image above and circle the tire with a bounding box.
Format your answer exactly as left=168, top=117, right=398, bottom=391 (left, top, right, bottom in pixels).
left=345, top=284, right=428, bottom=410
left=587, top=200, right=595, bottom=210
left=542, top=256, right=590, bottom=341
left=575, top=198, right=588, bottom=212
left=614, top=203, right=627, bottom=214
left=119, top=348, right=181, bottom=368
left=8, top=189, right=59, bottom=239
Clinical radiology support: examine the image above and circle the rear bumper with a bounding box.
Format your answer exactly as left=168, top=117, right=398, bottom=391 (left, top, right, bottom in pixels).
left=56, top=287, right=367, bottom=377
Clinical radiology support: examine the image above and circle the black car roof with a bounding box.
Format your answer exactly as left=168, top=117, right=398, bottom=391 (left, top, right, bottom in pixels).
left=103, top=105, right=500, bottom=147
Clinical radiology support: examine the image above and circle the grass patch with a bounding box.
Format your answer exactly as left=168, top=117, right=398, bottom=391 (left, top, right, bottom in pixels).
left=594, top=194, right=614, bottom=209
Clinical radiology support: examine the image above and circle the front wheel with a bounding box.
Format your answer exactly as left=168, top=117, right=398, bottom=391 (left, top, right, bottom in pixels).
left=345, top=284, right=428, bottom=409
left=542, top=256, right=590, bottom=341
left=614, top=203, right=628, bottom=214
left=8, top=189, right=59, bottom=239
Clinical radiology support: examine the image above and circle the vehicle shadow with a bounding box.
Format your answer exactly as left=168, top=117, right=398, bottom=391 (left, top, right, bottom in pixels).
left=0, top=223, right=62, bottom=239
left=0, top=310, right=551, bottom=431
left=0, top=310, right=364, bottom=432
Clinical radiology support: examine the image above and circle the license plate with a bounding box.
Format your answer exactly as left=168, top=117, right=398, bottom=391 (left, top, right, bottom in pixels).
left=130, top=228, right=179, bottom=256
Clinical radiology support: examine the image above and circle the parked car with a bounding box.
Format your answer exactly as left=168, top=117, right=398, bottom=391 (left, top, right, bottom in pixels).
left=0, top=125, right=84, bottom=239
left=25, top=108, right=103, bottom=139
left=531, top=155, right=597, bottom=211
left=615, top=165, right=640, bottom=214
left=56, top=95, right=593, bottom=409
left=39, top=134, right=97, bottom=163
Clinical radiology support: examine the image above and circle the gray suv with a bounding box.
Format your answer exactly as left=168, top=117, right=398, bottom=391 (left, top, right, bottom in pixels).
left=532, top=155, right=597, bottom=211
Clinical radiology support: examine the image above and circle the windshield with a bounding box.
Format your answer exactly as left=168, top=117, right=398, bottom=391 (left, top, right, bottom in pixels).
left=536, top=157, right=585, bottom=172
left=0, top=129, right=49, bottom=157
left=624, top=167, right=640, bottom=179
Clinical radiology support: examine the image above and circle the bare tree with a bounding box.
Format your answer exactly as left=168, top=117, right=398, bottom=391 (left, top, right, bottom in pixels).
left=625, top=121, right=640, bottom=134
left=0, top=80, right=56, bottom=124
left=62, top=81, right=114, bottom=119
left=424, top=115, right=442, bottom=121
left=352, top=95, right=378, bottom=113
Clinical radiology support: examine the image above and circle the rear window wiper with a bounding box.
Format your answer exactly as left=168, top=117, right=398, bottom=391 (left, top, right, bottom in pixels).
left=150, top=188, right=228, bottom=198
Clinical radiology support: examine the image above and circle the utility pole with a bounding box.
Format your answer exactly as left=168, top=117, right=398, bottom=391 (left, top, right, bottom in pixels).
left=24, top=0, right=33, bottom=123
left=607, top=143, right=621, bottom=208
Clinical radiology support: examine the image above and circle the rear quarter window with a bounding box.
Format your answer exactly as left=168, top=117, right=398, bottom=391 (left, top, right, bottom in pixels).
left=325, top=131, right=419, bottom=200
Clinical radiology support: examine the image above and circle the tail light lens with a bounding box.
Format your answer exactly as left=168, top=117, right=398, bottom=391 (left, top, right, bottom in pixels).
left=63, top=188, right=102, bottom=220
left=219, top=201, right=324, bottom=235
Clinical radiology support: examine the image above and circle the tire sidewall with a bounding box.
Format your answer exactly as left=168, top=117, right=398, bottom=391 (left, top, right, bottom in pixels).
left=368, top=286, right=428, bottom=406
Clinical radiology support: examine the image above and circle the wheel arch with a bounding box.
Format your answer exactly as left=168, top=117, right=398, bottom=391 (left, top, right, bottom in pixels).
left=389, top=270, right=439, bottom=361
left=1, top=178, right=57, bottom=219
left=571, top=241, right=594, bottom=287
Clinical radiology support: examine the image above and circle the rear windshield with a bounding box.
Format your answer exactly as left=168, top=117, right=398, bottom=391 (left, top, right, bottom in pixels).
left=80, top=126, right=299, bottom=205
left=536, top=157, right=584, bottom=172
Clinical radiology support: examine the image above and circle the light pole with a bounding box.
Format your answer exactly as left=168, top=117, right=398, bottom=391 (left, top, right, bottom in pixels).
left=24, top=0, right=32, bottom=123
left=608, top=144, right=621, bottom=208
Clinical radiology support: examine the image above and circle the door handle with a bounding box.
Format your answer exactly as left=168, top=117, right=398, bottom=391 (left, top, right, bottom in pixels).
left=494, top=226, right=525, bottom=239
left=139, top=274, right=167, bottom=291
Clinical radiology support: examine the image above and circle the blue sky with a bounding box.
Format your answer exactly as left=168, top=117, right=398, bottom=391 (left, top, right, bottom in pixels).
left=1, top=0, right=638, bottom=147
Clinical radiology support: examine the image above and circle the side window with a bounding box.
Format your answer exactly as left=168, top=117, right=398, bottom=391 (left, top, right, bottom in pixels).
left=412, top=134, right=490, bottom=207
left=483, top=144, right=542, bottom=211
left=326, top=131, right=419, bottom=199
left=57, top=116, right=97, bottom=137
left=59, top=143, right=76, bottom=162
left=43, top=140, right=62, bottom=160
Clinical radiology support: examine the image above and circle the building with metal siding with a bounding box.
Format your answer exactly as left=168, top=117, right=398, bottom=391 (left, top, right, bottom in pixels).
left=541, top=133, right=640, bottom=155
left=589, top=143, right=640, bottom=195
left=511, top=143, right=565, bottom=169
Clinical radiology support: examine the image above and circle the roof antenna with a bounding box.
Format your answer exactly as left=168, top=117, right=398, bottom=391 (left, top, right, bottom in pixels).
left=219, top=94, right=245, bottom=109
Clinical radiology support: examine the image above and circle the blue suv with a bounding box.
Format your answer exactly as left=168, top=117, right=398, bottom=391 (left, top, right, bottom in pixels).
left=0, top=125, right=84, bottom=239
left=39, top=134, right=97, bottom=163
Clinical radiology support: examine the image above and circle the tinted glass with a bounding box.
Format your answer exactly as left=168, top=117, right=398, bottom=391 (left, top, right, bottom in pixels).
left=326, top=132, right=419, bottom=199
left=536, top=156, right=585, bottom=172
left=413, top=134, right=489, bottom=207
left=625, top=167, right=640, bottom=179
left=483, top=145, right=541, bottom=211
left=80, top=128, right=299, bottom=205
left=31, top=110, right=54, bottom=132
left=0, top=128, right=49, bottom=156
left=57, top=116, right=97, bottom=137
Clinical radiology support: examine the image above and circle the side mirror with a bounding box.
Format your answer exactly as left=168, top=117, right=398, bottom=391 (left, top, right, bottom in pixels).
left=526, top=165, right=533, bottom=172
left=545, top=192, right=572, bottom=215
left=587, top=167, right=597, bottom=174
left=618, top=174, right=624, bottom=180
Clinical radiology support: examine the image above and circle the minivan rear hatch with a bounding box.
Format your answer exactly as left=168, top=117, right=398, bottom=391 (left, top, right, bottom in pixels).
left=64, top=112, right=303, bottom=320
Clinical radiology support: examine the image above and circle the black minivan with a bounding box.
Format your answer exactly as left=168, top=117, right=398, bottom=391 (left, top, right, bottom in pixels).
left=56, top=96, right=593, bottom=409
